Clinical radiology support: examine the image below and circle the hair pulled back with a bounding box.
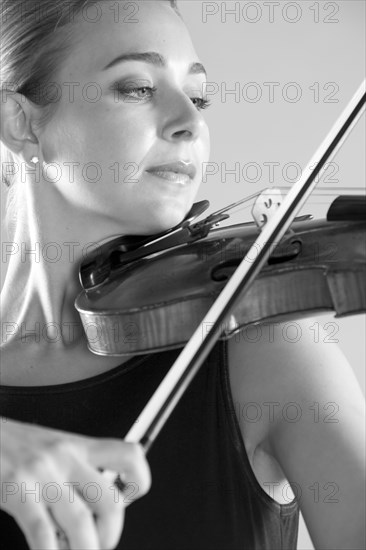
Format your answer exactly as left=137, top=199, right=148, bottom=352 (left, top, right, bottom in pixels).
left=0, top=0, right=180, bottom=196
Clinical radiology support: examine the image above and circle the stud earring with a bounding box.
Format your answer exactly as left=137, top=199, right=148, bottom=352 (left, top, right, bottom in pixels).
left=30, top=156, right=39, bottom=165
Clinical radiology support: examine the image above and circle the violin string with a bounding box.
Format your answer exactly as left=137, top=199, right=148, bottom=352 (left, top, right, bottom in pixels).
left=209, top=186, right=364, bottom=216
left=278, top=185, right=365, bottom=195
left=204, top=186, right=365, bottom=224
left=207, top=191, right=262, bottom=217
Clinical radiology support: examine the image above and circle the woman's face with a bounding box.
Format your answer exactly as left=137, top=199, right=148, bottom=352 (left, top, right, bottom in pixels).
left=38, top=0, right=210, bottom=235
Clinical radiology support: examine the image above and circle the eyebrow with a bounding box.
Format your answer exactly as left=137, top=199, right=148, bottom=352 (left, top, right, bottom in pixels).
left=102, top=51, right=207, bottom=78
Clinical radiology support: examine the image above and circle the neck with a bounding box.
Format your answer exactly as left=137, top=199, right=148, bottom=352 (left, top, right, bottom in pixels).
left=1, top=178, right=126, bottom=351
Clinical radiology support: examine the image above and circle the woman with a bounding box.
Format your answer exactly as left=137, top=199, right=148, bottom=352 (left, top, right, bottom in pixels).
left=0, top=1, right=364, bottom=549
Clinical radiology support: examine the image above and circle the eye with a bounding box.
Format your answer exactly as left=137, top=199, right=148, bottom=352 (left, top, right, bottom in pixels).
left=114, top=84, right=157, bottom=102
left=113, top=81, right=212, bottom=111
left=190, top=97, right=212, bottom=110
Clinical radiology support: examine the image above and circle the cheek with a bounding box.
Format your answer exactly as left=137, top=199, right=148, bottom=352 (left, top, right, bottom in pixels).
left=43, top=109, right=155, bottom=183
left=102, top=123, right=155, bottom=169
left=80, top=104, right=156, bottom=169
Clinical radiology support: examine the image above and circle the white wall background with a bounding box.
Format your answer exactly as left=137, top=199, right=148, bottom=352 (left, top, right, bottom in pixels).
left=1, top=1, right=365, bottom=548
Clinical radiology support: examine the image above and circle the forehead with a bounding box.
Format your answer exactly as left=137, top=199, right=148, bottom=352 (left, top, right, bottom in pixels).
left=66, top=1, right=198, bottom=77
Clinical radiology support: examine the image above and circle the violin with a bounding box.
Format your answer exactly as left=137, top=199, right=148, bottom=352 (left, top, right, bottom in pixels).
left=75, top=194, right=366, bottom=356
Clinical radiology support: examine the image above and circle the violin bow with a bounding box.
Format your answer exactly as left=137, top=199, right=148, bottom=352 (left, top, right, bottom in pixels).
left=120, top=79, right=365, bottom=454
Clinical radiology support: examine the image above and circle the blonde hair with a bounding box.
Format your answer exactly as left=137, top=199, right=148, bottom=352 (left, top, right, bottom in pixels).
left=0, top=0, right=180, bottom=232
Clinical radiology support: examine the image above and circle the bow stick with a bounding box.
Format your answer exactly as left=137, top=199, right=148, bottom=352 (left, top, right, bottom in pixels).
left=123, top=79, right=365, bottom=451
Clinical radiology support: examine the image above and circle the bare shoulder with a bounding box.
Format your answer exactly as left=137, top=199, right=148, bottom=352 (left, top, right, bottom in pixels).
left=228, top=318, right=365, bottom=550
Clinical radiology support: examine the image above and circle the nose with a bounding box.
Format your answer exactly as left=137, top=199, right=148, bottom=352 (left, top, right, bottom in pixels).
left=160, top=90, right=206, bottom=142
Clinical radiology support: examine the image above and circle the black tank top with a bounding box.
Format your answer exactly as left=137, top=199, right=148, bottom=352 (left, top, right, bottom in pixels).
left=0, top=341, right=299, bottom=549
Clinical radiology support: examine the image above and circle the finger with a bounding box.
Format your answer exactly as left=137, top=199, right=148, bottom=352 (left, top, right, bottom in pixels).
left=47, top=432, right=152, bottom=499
left=85, top=440, right=152, bottom=499
left=108, top=472, right=143, bottom=507
left=8, top=500, right=59, bottom=550
left=69, top=463, right=125, bottom=550
left=95, top=494, right=126, bottom=550
left=50, top=490, right=100, bottom=550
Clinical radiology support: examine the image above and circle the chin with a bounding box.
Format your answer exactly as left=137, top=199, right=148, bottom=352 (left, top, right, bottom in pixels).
left=142, top=200, right=190, bottom=235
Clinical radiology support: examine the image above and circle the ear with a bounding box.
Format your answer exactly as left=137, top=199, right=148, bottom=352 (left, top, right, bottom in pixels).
left=0, top=91, right=40, bottom=163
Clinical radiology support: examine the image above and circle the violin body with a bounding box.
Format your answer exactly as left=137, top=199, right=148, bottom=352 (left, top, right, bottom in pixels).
left=75, top=197, right=366, bottom=356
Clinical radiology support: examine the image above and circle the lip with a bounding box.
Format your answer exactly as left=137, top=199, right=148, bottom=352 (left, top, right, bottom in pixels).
left=145, top=160, right=196, bottom=181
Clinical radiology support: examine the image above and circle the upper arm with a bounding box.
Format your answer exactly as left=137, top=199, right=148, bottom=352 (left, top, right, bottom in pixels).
left=229, top=318, right=365, bottom=550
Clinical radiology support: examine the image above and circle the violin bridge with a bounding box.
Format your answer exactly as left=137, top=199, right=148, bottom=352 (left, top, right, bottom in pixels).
left=251, top=188, right=283, bottom=229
